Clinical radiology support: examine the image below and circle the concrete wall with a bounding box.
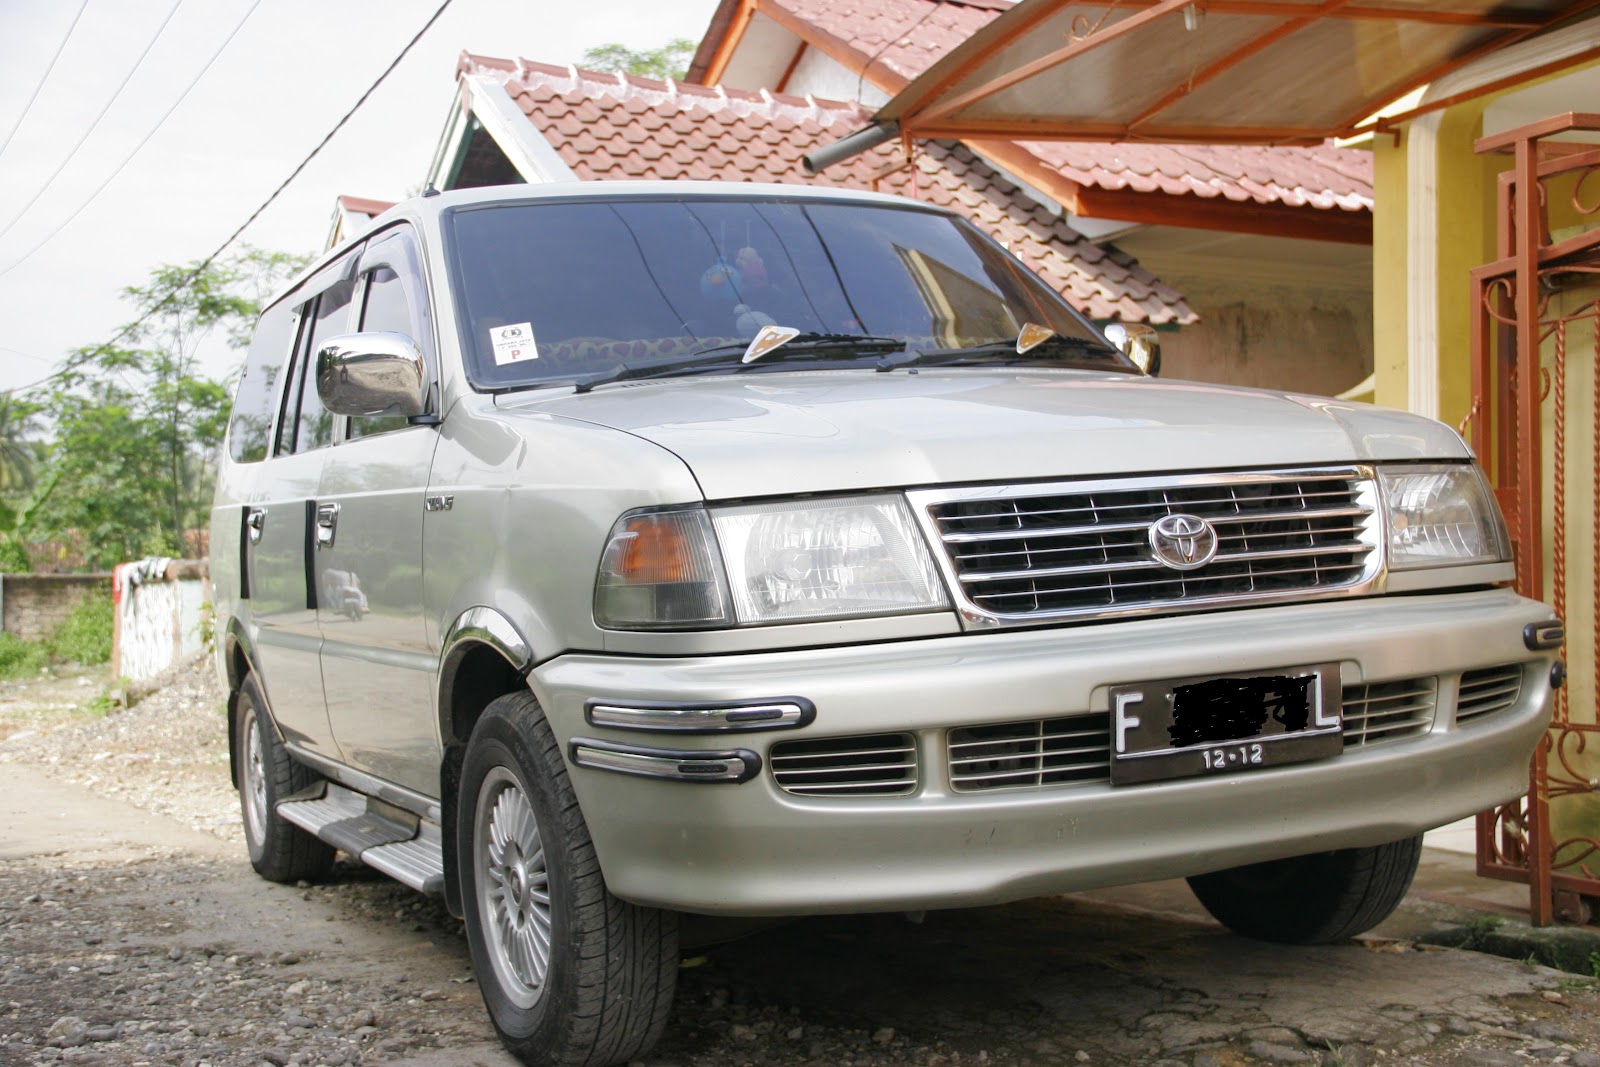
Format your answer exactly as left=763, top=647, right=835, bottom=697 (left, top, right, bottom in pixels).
left=1155, top=275, right=1374, bottom=397
left=1, top=574, right=111, bottom=642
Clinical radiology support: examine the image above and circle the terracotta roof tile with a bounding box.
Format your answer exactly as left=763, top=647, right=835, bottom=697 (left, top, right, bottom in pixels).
left=461, top=55, right=1195, bottom=324
left=757, top=0, right=1373, bottom=212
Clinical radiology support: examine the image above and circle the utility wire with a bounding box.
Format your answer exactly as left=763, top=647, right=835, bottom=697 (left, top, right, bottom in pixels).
left=0, top=0, right=92, bottom=163
left=0, top=0, right=186, bottom=245
left=6, top=0, right=459, bottom=398
left=0, top=0, right=266, bottom=280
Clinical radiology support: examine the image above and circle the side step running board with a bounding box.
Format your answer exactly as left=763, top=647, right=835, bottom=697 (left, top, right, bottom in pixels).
left=278, top=783, right=446, bottom=895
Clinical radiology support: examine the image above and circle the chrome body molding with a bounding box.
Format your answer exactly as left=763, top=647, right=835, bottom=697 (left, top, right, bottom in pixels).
left=284, top=741, right=443, bottom=819
left=584, top=696, right=815, bottom=733
left=441, top=606, right=534, bottom=675
left=569, top=738, right=760, bottom=784
left=907, top=466, right=1387, bottom=631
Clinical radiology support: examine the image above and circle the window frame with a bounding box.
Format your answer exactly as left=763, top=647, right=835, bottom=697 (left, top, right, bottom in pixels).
left=342, top=224, right=438, bottom=442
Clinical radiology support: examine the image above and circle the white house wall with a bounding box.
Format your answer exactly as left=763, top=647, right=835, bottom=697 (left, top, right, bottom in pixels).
left=784, top=47, right=890, bottom=106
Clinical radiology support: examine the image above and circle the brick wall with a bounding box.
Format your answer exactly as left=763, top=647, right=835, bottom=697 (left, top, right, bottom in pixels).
left=2, top=574, right=111, bottom=642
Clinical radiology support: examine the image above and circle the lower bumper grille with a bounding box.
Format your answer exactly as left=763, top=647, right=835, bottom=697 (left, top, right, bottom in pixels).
left=1341, top=676, right=1437, bottom=747
left=770, top=733, right=916, bottom=797
left=1457, top=664, right=1524, bottom=725
left=774, top=667, right=1527, bottom=798
left=948, top=713, right=1110, bottom=792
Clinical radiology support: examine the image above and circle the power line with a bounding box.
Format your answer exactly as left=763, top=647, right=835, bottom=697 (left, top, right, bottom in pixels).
left=0, top=0, right=92, bottom=163
left=6, top=0, right=459, bottom=398
left=0, top=0, right=266, bottom=280
left=0, top=0, right=186, bottom=245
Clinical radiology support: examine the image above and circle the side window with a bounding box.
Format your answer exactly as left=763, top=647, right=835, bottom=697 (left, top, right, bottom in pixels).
left=348, top=230, right=434, bottom=441
left=276, top=280, right=354, bottom=455
left=228, top=301, right=296, bottom=463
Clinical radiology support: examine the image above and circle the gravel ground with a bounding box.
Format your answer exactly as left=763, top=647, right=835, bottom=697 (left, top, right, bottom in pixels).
left=0, top=658, right=241, bottom=844
left=7, top=658, right=1600, bottom=1067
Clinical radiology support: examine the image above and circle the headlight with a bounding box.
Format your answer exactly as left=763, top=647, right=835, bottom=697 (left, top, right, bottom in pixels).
left=711, top=495, right=948, bottom=624
left=594, top=496, right=949, bottom=629
left=1379, top=464, right=1509, bottom=570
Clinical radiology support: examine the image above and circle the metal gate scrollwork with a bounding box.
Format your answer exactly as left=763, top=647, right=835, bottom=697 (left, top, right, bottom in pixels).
left=1468, top=112, right=1600, bottom=925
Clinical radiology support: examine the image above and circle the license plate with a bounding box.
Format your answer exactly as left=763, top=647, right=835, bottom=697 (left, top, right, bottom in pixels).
left=1108, top=664, right=1342, bottom=786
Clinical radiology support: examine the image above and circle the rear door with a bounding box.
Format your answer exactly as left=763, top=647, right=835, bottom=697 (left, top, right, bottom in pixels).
left=244, top=257, right=357, bottom=756
left=315, top=226, right=444, bottom=796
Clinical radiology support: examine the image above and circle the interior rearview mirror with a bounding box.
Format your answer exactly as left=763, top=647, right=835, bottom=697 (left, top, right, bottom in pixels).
left=1104, top=323, right=1162, bottom=377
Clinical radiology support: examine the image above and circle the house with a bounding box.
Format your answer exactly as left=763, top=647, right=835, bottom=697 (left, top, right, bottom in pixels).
left=685, top=0, right=1378, bottom=396
left=422, top=55, right=1194, bottom=328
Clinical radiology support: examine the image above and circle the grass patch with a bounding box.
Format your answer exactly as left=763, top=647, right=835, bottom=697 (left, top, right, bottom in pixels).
left=0, top=631, right=47, bottom=680
left=46, top=596, right=112, bottom=666
left=0, top=596, right=114, bottom=681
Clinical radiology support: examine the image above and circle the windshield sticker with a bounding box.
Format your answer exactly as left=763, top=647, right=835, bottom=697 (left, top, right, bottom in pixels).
left=490, top=322, right=538, bottom=365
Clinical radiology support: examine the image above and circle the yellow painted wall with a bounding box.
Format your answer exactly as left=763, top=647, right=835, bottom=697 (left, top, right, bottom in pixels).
left=1370, top=104, right=1509, bottom=422
left=1371, top=133, right=1408, bottom=410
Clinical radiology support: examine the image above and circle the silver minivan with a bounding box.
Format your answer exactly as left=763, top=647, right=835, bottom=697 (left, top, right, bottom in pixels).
left=212, top=181, right=1561, bottom=1067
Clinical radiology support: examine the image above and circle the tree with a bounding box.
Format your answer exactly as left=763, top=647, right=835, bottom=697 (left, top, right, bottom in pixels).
left=580, top=38, right=697, bottom=80
left=0, top=395, right=39, bottom=494
left=22, top=246, right=308, bottom=570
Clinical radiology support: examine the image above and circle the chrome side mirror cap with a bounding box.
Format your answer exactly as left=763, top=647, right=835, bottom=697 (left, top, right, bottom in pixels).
left=315, top=332, right=428, bottom=419
left=1104, top=322, right=1162, bottom=377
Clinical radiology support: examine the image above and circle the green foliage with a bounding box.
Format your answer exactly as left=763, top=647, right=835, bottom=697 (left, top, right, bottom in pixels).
left=46, top=596, right=113, bottom=666
left=580, top=38, right=697, bottom=80
left=0, top=538, right=30, bottom=573
left=0, top=632, right=46, bottom=681
left=19, top=246, right=308, bottom=570
left=0, top=396, right=39, bottom=494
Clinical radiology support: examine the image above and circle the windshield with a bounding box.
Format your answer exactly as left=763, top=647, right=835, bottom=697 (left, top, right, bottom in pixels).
left=444, top=196, right=1132, bottom=389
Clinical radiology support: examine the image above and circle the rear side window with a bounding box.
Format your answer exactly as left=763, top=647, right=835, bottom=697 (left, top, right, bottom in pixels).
left=228, top=301, right=297, bottom=463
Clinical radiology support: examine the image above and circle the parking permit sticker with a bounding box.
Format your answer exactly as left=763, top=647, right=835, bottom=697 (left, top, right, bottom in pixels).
left=490, top=322, right=537, bottom=365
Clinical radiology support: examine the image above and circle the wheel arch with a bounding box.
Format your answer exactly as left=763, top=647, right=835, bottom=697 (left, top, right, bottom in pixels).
left=437, top=606, right=535, bottom=917
left=223, top=622, right=263, bottom=790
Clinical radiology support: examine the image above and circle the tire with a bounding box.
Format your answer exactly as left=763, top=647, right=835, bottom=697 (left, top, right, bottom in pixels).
left=234, top=674, right=337, bottom=884
left=1187, top=834, right=1423, bottom=945
left=458, top=691, right=679, bottom=1067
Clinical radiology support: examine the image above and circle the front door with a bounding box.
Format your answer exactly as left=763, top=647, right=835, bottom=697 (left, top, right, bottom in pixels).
left=316, top=227, right=442, bottom=797
left=245, top=259, right=357, bottom=756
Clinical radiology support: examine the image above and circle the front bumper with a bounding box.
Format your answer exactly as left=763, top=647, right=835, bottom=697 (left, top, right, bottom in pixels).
left=530, top=589, right=1556, bottom=916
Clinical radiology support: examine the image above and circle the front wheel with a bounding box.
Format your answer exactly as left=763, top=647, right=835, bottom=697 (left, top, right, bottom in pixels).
left=458, top=691, right=679, bottom=1067
left=234, top=674, right=336, bottom=884
left=1187, top=835, right=1423, bottom=944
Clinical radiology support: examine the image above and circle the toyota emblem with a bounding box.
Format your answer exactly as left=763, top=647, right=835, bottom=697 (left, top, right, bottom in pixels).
left=1149, top=513, right=1218, bottom=571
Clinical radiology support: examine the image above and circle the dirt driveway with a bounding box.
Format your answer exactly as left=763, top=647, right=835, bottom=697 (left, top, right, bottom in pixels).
left=5, top=662, right=1600, bottom=1067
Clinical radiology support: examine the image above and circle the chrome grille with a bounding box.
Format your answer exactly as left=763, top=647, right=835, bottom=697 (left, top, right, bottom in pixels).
left=770, top=733, right=916, bottom=797
left=1456, top=664, right=1523, bottom=725
left=948, top=713, right=1110, bottom=793
left=1342, top=677, right=1437, bottom=746
left=913, top=469, right=1380, bottom=623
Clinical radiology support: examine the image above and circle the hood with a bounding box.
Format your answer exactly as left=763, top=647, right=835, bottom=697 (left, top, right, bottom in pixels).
left=503, top=369, right=1468, bottom=501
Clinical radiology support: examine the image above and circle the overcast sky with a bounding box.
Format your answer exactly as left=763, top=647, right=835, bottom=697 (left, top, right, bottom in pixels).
left=0, top=0, right=721, bottom=393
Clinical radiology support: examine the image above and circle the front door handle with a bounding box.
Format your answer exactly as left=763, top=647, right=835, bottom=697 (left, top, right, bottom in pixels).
left=246, top=508, right=267, bottom=545
left=315, top=502, right=340, bottom=549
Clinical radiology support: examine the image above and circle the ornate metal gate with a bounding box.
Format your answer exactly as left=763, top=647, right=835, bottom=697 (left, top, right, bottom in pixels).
left=1468, top=113, right=1600, bottom=925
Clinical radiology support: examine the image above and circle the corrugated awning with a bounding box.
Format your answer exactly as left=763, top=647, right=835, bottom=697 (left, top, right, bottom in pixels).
left=804, top=0, right=1600, bottom=172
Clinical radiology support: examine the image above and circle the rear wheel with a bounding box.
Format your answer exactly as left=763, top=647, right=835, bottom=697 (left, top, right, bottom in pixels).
left=1187, top=835, right=1423, bottom=944
left=234, top=674, right=336, bottom=883
left=458, top=690, right=679, bottom=1067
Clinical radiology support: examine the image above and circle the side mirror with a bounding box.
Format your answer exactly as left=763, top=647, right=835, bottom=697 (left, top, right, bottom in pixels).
left=1104, top=322, right=1162, bottom=377
left=315, top=332, right=428, bottom=418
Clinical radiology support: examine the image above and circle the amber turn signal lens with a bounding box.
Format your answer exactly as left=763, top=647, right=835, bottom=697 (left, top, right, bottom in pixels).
left=594, top=509, right=728, bottom=629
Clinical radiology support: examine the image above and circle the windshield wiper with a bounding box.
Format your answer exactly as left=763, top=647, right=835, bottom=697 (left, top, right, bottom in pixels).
left=877, top=334, right=1121, bottom=372
left=572, top=333, right=906, bottom=393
